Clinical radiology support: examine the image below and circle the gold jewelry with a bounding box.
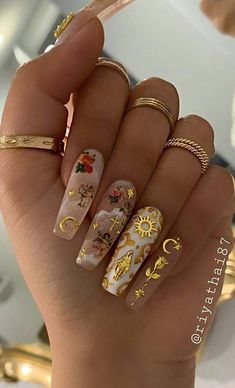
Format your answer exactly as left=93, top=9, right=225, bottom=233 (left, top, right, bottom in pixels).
left=54, top=12, right=76, bottom=39
left=96, top=57, right=130, bottom=87
left=126, top=97, right=175, bottom=133
left=0, top=134, right=64, bottom=154
left=165, top=137, right=209, bottom=174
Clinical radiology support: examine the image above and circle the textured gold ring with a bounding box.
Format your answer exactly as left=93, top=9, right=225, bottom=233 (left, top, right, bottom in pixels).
left=126, top=97, right=175, bottom=133
left=165, top=137, right=209, bottom=174
left=96, top=57, right=130, bottom=87
left=0, top=134, right=64, bottom=154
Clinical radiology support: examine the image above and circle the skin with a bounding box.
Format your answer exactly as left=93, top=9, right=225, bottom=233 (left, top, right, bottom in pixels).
left=0, top=16, right=234, bottom=388
left=200, top=0, right=235, bottom=36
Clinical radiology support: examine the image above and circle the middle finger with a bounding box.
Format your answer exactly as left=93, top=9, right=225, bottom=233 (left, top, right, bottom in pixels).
left=76, top=77, right=179, bottom=270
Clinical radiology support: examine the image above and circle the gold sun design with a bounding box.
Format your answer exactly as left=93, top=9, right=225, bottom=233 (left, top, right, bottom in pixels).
left=134, top=215, right=159, bottom=239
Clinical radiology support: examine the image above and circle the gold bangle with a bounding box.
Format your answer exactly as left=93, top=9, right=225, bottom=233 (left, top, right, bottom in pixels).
left=165, top=137, right=209, bottom=175
left=126, top=97, right=175, bottom=133
left=0, top=134, right=64, bottom=154
left=96, top=57, right=130, bottom=87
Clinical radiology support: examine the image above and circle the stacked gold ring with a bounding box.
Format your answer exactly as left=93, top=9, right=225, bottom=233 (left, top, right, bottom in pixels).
left=126, top=97, right=175, bottom=134
left=165, top=137, right=209, bottom=175
left=96, top=57, right=130, bottom=87
left=0, top=134, right=64, bottom=154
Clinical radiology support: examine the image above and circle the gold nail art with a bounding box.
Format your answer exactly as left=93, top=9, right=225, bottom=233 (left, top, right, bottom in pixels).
left=53, top=149, right=104, bottom=241
left=93, top=222, right=99, bottom=230
left=113, top=250, right=133, bottom=281
left=79, top=248, right=88, bottom=259
left=103, top=207, right=163, bottom=296
left=134, top=213, right=160, bottom=239
left=109, top=216, right=120, bottom=232
left=77, top=181, right=136, bottom=270
left=68, top=189, right=76, bottom=199
left=54, top=13, right=76, bottom=39
left=59, top=216, right=80, bottom=233
left=135, top=289, right=145, bottom=299
left=163, top=238, right=182, bottom=253
left=127, top=188, right=135, bottom=199
left=133, top=238, right=182, bottom=301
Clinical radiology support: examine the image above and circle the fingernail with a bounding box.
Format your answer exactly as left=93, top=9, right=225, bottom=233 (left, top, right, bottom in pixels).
left=54, top=0, right=134, bottom=45
left=126, top=237, right=183, bottom=310
left=53, top=149, right=104, bottom=240
left=77, top=181, right=136, bottom=270
left=102, top=207, right=164, bottom=296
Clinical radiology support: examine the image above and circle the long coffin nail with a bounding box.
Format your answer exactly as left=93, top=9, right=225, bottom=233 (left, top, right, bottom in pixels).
left=53, top=149, right=104, bottom=240
left=126, top=237, right=183, bottom=310
left=77, top=181, right=136, bottom=270
left=55, top=0, right=134, bottom=44
left=102, top=207, right=163, bottom=296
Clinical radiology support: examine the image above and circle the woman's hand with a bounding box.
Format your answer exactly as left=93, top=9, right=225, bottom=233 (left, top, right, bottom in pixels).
left=200, top=0, right=235, bottom=36
left=0, top=11, right=234, bottom=388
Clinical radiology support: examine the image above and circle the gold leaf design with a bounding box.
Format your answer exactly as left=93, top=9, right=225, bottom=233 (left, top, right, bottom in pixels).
left=113, top=250, right=133, bottom=281
left=145, top=256, right=168, bottom=282
left=146, top=268, right=151, bottom=277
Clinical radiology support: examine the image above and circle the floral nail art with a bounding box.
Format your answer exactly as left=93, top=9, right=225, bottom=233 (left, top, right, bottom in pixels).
left=53, top=149, right=104, bottom=240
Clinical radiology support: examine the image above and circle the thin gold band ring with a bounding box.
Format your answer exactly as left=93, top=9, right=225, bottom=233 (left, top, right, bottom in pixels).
left=0, top=134, right=64, bottom=154
left=126, top=97, right=175, bottom=133
left=165, top=137, right=209, bottom=175
left=95, top=57, right=131, bottom=87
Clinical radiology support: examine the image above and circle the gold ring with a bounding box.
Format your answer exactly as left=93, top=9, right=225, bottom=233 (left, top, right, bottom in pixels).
left=0, top=134, right=64, bottom=154
left=126, top=97, right=175, bottom=133
left=95, top=57, right=130, bottom=87
left=165, top=137, right=209, bottom=174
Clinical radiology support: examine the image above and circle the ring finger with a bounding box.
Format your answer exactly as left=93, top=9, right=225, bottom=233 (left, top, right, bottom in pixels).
left=102, top=115, right=215, bottom=296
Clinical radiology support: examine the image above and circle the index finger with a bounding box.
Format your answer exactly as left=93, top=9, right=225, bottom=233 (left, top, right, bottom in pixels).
left=0, top=18, right=104, bottom=141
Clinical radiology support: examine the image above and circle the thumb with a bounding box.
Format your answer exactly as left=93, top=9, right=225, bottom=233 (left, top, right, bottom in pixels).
left=0, top=17, right=104, bottom=140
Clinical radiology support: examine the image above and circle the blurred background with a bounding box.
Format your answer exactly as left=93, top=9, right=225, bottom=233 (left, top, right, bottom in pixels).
left=0, top=0, right=235, bottom=387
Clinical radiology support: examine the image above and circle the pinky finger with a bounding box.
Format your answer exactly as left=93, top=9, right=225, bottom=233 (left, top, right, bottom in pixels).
left=125, top=167, right=235, bottom=310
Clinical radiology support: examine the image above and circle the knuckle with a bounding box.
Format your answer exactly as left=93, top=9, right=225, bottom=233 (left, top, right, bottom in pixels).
left=124, top=144, right=156, bottom=171
left=179, top=114, right=215, bottom=155
left=135, top=77, right=179, bottom=108
left=79, top=112, right=117, bottom=143
left=183, top=114, right=214, bottom=139
left=208, top=165, right=235, bottom=198
left=146, top=77, right=179, bottom=100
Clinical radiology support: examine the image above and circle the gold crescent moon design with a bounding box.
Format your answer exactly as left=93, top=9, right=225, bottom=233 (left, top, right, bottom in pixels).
left=163, top=238, right=179, bottom=254
left=59, top=216, right=80, bottom=233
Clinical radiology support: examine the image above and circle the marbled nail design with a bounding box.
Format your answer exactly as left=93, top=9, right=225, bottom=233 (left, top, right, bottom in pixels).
left=102, top=207, right=163, bottom=296
left=53, top=149, right=104, bottom=240
left=126, top=238, right=183, bottom=310
left=77, top=181, right=136, bottom=270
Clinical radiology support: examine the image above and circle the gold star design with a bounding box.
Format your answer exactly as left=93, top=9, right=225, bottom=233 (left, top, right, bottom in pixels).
left=127, top=188, right=135, bottom=199
left=174, top=240, right=182, bottom=251
left=79, top=248, right=87, bottom=259
left=93, top=222, right=99, bottom=231
left=135, top=288, right=145, bottom=299
left=68, top=189, right=76, bottom=199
